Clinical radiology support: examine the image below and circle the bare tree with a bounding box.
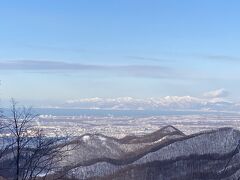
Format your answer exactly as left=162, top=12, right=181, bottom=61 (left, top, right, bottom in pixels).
left=0, top=109, right=14, bottom=166
left=0, top=117, right=7, bottom=161
left=0, top=100, right=72, bottom=180
left=20, top=130, right=70, bottom=180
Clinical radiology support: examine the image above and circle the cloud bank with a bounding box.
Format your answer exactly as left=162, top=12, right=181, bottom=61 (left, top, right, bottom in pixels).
left=0, top=60, right=174, bottom=78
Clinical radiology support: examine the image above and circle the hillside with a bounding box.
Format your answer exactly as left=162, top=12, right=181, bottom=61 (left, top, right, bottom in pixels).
left=59, top=127, right=240, bottom=180
left=1, top=126, right=240, bottom=180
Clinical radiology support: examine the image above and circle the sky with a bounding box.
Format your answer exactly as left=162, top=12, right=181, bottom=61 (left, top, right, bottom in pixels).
left=1, top=0, right=240, bottom=107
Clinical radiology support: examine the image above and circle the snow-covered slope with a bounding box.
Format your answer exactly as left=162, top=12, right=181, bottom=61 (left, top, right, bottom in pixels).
left=63, top=127, right=240, bottom=180
left=63, top=96, right=240, bottom=112
left=62, top=125, right=185, bottom=165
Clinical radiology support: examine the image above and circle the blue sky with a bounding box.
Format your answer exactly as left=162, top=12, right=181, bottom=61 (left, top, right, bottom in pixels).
left=1, top=0, right=240, bottom=105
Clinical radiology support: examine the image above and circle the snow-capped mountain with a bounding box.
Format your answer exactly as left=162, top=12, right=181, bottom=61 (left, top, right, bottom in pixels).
left=62, top=96, right=240, bottom=112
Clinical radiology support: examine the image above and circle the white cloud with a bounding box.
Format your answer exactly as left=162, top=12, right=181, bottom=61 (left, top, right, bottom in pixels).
left=203, top=89, right=229, bottom=98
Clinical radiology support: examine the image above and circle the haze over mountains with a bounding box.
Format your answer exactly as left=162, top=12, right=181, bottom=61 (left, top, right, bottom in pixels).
left=2, top=85, right=240, bottom=113
left=60, top=89, right=239, bottom=112
left=23, top=89, right=232, bottom=112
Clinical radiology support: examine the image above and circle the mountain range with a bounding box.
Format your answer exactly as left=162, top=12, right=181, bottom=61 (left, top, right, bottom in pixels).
left=61, top=96, right=240, bottom=112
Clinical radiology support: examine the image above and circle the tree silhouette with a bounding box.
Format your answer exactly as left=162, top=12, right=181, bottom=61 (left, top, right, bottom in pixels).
left=0, top=100, right=72, bottom=180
